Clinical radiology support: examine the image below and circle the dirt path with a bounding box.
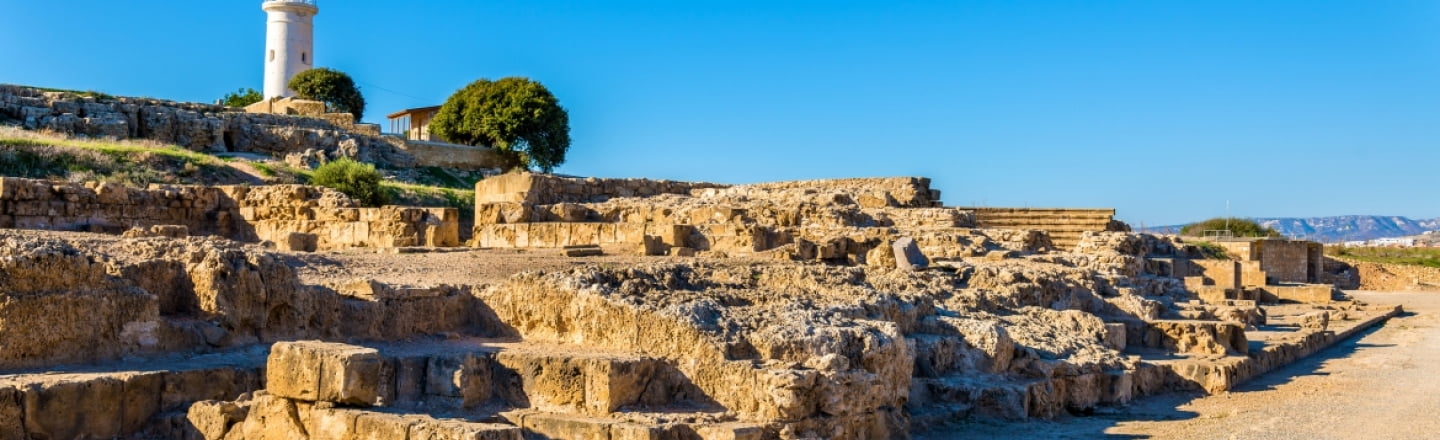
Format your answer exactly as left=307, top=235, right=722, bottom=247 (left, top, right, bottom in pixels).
left=921, top=291, right=1440, bottom=440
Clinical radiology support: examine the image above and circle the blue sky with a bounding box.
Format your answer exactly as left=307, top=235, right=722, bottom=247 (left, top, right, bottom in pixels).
left=2, top=0, right=1438, bottom=226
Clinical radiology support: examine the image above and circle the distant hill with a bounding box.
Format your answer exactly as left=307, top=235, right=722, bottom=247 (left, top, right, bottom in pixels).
left=1148, top=216, right=1440, bottom=243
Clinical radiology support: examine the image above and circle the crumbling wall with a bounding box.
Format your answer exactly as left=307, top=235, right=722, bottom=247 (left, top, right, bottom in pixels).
left=1255, top=240, right=1319, bottom=284
left=475, top=172, right=728, bottom=204
left=396, top=139, right=508, bottom=171
left=737, top=176, right=941, bottom=208
left=0, top=85, right=414, bottom=167
left=1337, top=259, right=1440, bottom=291
left=0, top=234, right=488, bottom=372
left=0, top=178, right=458, bottom=250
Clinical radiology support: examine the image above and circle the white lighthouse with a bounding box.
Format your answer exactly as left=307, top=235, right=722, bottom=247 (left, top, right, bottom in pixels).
left=262, top=0, right=319, bottom=99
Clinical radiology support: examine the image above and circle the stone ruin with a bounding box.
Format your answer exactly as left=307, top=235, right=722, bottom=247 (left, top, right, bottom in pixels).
left=0, top=172, right=1402, bottom=439
left=0, top=177, right=458, bottom=251
left=0, top=84, right=503, bottom=172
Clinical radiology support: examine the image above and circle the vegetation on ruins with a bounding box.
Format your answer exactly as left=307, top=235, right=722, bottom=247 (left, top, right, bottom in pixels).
left=0, top=127, right=238, bottom=185
left=309, top=157, right=389, bottom=207
left=430, top=77, right=571, bottom=172
left=220, top=88, right=264, bottom=108
left=1180, top=217, right=1283, bottom=238
left=1326, top=245, right=1440, bottom=268
left=1189, top=241, right=1232, bottom=259
left=288, top=68, right=366, bottom=120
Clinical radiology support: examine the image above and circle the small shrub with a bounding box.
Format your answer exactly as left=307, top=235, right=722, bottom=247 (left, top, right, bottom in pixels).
left=220, top=88, right=263, bottom=108
left=310, top=158, right=388, bottom=207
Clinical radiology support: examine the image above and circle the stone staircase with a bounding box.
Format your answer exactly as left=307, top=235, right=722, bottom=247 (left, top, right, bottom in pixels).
left=961, top=208, right=1118, bottom=251
left=185, top=340, right=764, bottom=440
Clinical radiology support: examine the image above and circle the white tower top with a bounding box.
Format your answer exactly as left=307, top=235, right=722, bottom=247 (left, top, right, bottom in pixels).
left=262, top=0, right=320, bottom=99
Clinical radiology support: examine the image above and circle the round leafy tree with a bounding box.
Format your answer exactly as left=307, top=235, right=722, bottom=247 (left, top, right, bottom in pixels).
left=429, top=77, right=571, bottom=172
left=1180, top=217, right=1283, bottom=238
left=309, top=158, right=388, bottom=207
left=288, top=68, right=366, bottom=120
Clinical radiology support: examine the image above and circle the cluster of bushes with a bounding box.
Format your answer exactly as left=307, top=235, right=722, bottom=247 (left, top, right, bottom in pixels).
left=1180, top=217, right=1283, bottom=238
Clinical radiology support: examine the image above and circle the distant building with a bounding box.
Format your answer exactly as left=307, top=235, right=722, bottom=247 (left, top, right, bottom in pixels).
left=387, top=106, right=441, bottom=141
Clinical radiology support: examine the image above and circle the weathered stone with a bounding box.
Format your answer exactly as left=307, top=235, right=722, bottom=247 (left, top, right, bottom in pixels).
left=187, top=400, right=250, bottom=440
left=892, top=237, right=929, bottom=270
left=268, top=341, right=388, bottom=406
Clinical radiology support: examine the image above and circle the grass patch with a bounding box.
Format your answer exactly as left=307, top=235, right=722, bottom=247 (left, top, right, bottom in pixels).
left=250, top=162, right=279, bottom=177
left=414, top=166, right=478, bottom=189
left=0, top=127, right=239, bottom=186
left=1190, top=241, right=1231, bottom=259
left=31, top=86, right=116, bottom=100
left=1326, top=246, right=1440, bottom=268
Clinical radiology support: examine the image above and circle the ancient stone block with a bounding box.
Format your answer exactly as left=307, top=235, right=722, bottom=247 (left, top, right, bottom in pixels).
left=410, top=419, right=522, bottom=440
left=234, top=394, right=309, bottom=440
left=563, top=245, right=604, bottom=257
left=641, top=235, right=666, bottom=256
left=354, top=412, right=417, bottom=440
left=519, top=412, right=612, bottom=440
left=1103, top=323, right=1127, bottom=351
left=268, top=341, right=388, bottom=406
left=186, top=400, right=250, bottom=440
left=0, top=387, right=23, bottom=440
left=22, top=376, right=125, bottom=440
left=119, top=371, right=165, bottom=433
left=302, top=407, right=363, bottom=440
left=892, top=237, right=928, bottom=270
left=426, top=353, right=491, bottom=408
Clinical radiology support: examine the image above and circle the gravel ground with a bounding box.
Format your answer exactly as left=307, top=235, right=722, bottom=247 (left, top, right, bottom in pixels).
left=920, top=290, right=1440, bottom=440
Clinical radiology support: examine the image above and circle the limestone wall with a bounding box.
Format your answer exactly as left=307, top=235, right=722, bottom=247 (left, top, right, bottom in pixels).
left=397, top=139, right=508, bottom=171
left=0, top=234, right=485, bottom=372
left=1341, top=259, right=1440, bottom=291
left=0, top=84, right=415, bottom=167
left=475, top=172, right=728, bottom=205
left=738, top=176, right=941, bottom=207
left=1216, top=239, right=1322, bottom=284
left=0, top=178, right=459, bottom=250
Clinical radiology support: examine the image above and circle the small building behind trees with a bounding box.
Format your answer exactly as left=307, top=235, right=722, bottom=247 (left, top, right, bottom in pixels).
left=386, top=106, right=441, bottom=141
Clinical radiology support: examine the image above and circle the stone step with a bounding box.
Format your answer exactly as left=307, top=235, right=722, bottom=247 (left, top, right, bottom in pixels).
left=266, top=340, right=718, bottom=417
left=961, top=207, right=1116, bottom=216
left=972, top=221, right=1113, bottom=230
left=500, top=409, right=765, bottom=440
left=187, top=396, right=525, bottom=440
left=0, top=348, right=266, bottom=440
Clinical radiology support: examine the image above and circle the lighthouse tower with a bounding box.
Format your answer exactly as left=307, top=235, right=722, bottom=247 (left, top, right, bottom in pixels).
left=262, top=0, right=319, bottom=99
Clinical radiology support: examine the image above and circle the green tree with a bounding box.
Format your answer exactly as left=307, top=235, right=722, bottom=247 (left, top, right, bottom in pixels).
left=1180, top=217, right=1283, bottom=238
left=429, top=77, right=571, bottom=172
left=309, top=158, right=388, bottom=207
left=220, top=88, right=263, bottom=107
left=288, top=68, right=366, bottom=120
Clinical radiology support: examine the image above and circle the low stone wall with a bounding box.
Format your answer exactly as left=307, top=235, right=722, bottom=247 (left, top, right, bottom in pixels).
left=0, top=84, right=415, bottom=167
left=738, top=176, right=941, bottom=208
left=0, top=178, right=459, bottom=250
left=476, top=172, right=728, bottom=205
left=1341, top=259, right=1440, bottom=291
left=397, top=139, right=508, bottom=171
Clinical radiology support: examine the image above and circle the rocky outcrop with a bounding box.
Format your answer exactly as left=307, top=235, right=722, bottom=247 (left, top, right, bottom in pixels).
left=0, top=85, right=415, bottom=167
left=0, top=178, right=460, bottom=250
